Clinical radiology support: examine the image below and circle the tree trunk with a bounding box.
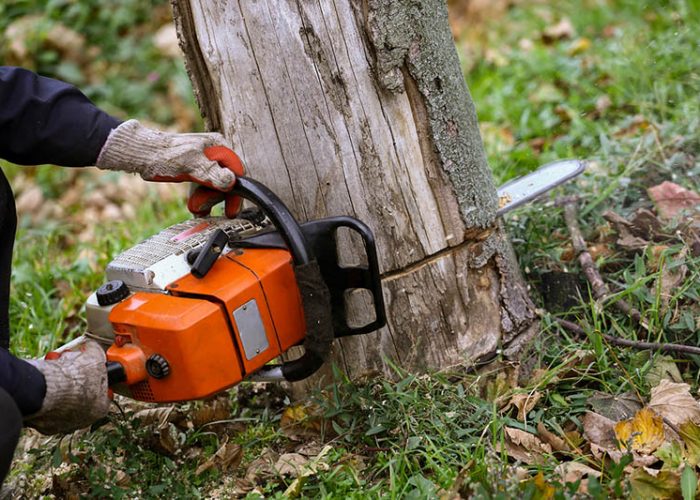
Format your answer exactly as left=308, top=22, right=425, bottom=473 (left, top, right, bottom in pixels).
left=172, top=0, right=537, bottom=391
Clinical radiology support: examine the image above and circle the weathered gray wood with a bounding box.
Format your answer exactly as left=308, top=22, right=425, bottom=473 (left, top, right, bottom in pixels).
left=172, top=0, right=536, bottom=389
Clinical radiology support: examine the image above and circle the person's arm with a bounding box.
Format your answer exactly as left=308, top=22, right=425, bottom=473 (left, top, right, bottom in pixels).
left=0, top=66, right=241, bottom=193
left=0, top=348, right=45, bottom=416
left=0, top=66, right=121, bottom=167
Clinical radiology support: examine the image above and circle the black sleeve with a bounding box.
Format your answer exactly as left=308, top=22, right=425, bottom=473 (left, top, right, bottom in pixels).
left=0, top=348, right=46, bottom=416
left=0, top=66, right=122, bottom=167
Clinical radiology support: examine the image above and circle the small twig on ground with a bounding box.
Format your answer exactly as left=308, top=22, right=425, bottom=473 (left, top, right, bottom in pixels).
left=562, top=201, right=644, bottom=326
left=552, top=317, right=700, bottom=356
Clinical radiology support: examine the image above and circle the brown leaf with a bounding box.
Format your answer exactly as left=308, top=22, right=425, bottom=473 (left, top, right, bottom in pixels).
left=196, top=440, right=243, bottom=476
left=649, top=379, right=700, bottom=427
left=501, top=427, right=552, bottom=465
left=542, top=18, right=575, bottom=42
left=582, top=411, right=618, bottom=449
left=648, top=181, right=700, bottom=221
left=132, top=407, right=178, bottom=430
left=555, top=461, right=601, bottom=484
left=190, top=396, right=231, bottom=428
left=603, top=209, right=671, bottom=252
left=157, top=423, right=182, bottom=455
left=614, top=115, right=651, bottom=137
left=537, top=422, right=570, bottom=453
left=280, top=403, right=330, bottom=441
left=657, top=251, right=688, bottom=309
left=274, top=453, right=309, bottom=477
left=507, top=392, right=542, bottom=421
left=614, top=408, right=666, bottom=454
left=588, top=391, right=643, bottom=422
left=244, top=450, right=278, bottom=484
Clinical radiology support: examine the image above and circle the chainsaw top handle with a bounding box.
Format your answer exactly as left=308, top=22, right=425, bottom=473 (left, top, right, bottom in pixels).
left=229, top=177, right=333, bottom=383
left=231, top=177, right=311, bottom=266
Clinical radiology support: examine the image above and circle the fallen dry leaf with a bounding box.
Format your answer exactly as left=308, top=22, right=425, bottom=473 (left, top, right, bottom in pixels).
left=190, top=396, right=231, bottom=428
left=588, top=391, right=643, bottom=422
left=614, top=115, right=651, bottom=137
left=274, top=453, right=309, bottom=477
left=582, top=411, right=618, bottom=450
left=501, top=427, right=552, bottom=465
left=679, top=421, right=700, bottom=466
left=648, top=181, right=700, bottom=221
left=656, top=249, right=688, bottom=309
left=603, top=209, right=672, bottom=253
left=244, top=450, right=278, bottom=484
left=595, top=95, right=612, bottom=116
left=537, top=422, right=570, bottom=453
left=614, top=408, right=666, bottom=454
left=628, top=468, right=680, bottom=499
left=568, top=37, right=591, bottom=55
left=645, top=355, right=684, bottom=388
left=542, top=18, right=575, bottom=42
left=196, top=440, right=243, bottom=476
left=280, top=403, right=330, bottom=441
left=649, top=379, right=700, bottom=427
left=132, top=406, right=177, bottom=430
left=555, top=461, right=601, bottom=484
left=283, top=445, right=332, bottom=498
left=508, top=392, right=542, bottom=421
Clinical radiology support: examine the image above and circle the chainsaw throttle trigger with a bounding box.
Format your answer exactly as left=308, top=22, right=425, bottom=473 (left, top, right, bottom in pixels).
left=191, top=229, right=228, bottom=278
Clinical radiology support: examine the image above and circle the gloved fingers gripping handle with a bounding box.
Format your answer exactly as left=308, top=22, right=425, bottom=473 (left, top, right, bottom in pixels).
left=187, top=146, right=245, bottom=218
left=230, top=177, right=333, bottom=382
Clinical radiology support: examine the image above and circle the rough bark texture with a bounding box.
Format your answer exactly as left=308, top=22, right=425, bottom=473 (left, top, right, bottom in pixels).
left=172, top=0, right=536, bottom=391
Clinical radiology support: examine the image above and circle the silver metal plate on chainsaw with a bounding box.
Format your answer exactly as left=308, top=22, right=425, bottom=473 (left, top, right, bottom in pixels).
left=106, top=217, right=265, bottom=291
left=233, top=299, right=269, bottom=360
left=496, top=159, right=586, bottom=215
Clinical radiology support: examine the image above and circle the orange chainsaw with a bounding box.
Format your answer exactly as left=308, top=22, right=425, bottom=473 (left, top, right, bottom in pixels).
left=85, top=177, right=386, bottom=403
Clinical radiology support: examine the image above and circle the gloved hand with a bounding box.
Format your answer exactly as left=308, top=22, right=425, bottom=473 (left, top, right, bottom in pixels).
left=96, top=119, right=240, bottom=191
left=23, top=337, right=111, bottom=435
left=187, top=146, right=246, bottom=218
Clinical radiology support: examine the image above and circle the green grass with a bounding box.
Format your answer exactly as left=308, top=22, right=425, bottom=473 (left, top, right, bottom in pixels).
left=3, top=0, right=700, bottom=497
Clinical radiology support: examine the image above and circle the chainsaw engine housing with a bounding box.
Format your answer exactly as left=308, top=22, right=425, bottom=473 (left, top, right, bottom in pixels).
left=87, top=217, right=305, bottom=402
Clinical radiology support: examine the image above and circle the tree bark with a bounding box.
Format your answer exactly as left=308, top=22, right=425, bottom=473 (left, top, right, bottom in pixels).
left=172, top=0, right=537, bottom=390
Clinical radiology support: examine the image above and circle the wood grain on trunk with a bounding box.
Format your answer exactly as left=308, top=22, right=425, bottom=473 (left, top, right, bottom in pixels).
left=172, top=0, right=536, bottom=389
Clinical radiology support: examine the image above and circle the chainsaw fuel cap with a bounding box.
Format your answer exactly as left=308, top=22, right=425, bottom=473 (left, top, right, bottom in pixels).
left=96, top=280, right=130, bottom=306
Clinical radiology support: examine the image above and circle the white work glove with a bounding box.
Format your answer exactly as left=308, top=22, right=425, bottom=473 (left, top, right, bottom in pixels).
left=95, top=119, right=238, bottom=191
left=24, top=337, right=111, bottom=435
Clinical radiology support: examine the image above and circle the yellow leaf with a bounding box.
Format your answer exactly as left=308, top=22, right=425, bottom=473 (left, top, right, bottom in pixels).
left=532, top=471, right=555, bottom=500
left=568, top=37, right=592, bottom=55
left=615, top=408, right=665, bottom=454
left=680, top=421, right=700, bottom=466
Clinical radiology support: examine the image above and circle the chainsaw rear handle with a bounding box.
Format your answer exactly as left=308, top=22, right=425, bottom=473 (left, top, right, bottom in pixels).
left=228, top=176, right=332, bottom=382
